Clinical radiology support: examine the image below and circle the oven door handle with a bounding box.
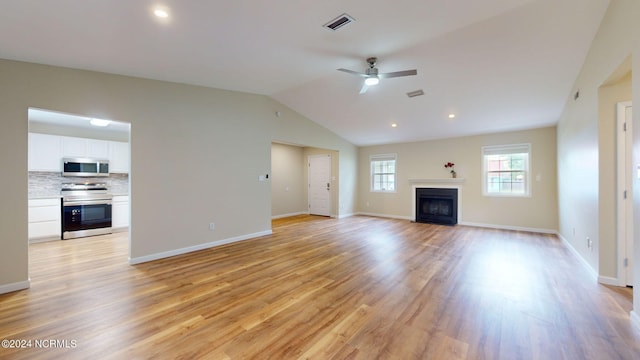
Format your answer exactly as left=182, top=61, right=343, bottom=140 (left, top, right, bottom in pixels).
left=63, top=200, right=112, bottom=206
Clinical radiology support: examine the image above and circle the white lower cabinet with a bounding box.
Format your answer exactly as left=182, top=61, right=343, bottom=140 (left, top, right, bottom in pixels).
left=28, top=198, right=61, bottom=241
left=112, top=195, right=129, bottom=229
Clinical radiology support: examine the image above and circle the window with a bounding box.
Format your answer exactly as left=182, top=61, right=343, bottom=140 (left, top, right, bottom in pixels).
left=370, top=154, right=397, bottom=192
left=482, top=144, right=530, bottom=197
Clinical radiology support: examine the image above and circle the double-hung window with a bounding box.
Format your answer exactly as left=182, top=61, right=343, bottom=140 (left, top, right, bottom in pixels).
left=482, top=144, right=531, bottom=197
left=370, top=154, right=397, bottom=192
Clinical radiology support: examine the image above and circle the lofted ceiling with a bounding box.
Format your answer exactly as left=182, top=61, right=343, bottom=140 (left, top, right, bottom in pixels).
left=0, top=0, right=610, bottom=146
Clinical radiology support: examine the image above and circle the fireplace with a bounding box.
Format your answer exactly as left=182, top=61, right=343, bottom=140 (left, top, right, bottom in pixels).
left=415, top=188, right=458, bottom=225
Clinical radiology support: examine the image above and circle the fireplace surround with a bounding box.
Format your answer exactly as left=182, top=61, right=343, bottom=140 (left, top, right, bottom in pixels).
left=415, top=187, right=458, bottom=225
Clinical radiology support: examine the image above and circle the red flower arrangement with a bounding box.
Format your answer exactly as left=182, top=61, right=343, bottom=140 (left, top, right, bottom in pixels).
left=444, top=162, right=457, bottom=178
left=444, top=162, right=455, bottom=173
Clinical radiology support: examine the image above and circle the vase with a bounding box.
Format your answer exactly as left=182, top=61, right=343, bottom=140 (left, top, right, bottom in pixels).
left=451, top=171, right=457, bottom=178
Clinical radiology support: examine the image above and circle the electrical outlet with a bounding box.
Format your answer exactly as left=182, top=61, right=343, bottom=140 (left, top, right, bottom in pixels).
left=209, top=223, right=215, bottom=231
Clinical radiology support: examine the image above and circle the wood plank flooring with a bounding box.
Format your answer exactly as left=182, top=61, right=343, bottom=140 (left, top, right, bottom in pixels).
left=1, top=215, right=639, bottom=359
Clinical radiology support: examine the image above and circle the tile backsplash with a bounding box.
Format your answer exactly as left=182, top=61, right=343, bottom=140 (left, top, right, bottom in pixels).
left=29, top=172, right=129, bottom=198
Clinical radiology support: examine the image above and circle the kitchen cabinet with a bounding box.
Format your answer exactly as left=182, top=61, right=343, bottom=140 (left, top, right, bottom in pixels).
left=86, top=139, right=110, bottom=158
left=112, top=195, right=129, bottom=229
left=29, top=133, right=129, bottom=173
left=28, top=198, right=61, bottom=241
left=61, top=136, right=109, bottom=159
left=109, top=141, right=130, bottom=173
left=28, top=133, right=62, bottom=172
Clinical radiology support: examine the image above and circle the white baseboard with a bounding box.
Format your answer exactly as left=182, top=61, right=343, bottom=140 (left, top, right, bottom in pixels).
left=356, top=212, right=412, bottom=221
left=459, top=221, right=557, bottom=234
left=112, top=226, right=129, bottom=233
left=597, top=275, right=621, bottom=286
left=272, top=212, right=355, bottom=220
left=271, top=212, right=308, bottom=220
left=129, top=230, right=272, bottom=265
left=28, top=236, right=60, bottom=244
left=0, top=279, right=30, bottom=294
left=557, top=233, right=598, bottom=281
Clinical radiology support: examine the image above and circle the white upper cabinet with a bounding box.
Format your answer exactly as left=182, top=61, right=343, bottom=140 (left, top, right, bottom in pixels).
left=29, top=133, right=129, bottom=173
left=61, top=137, right=109, bottom=159
left=28, top=133, right=62, bottom=172
left=61, top=136, right=86, bottom=158
left=86, top=139, right=110, bottom=159
left=109, top=141, right=130, bottom=173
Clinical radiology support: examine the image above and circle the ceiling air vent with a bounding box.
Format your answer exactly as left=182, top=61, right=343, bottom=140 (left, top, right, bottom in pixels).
left=323, top=13, right=355, bottom=31
left=406, top=89, right=424, bottom=98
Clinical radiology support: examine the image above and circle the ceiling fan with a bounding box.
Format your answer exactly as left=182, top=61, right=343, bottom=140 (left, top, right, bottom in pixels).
left=338, top=57, right=417, bottom=94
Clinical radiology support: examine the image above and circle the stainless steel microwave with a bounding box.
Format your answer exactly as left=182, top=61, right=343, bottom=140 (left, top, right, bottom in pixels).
left=62, top=158, right=109, bottom=177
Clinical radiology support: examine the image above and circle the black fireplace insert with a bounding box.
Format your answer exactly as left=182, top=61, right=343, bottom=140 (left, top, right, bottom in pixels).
left=415, top=188, right=458, bottom=225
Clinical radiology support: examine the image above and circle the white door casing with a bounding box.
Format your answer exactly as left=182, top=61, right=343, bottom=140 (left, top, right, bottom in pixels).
left=308, top=154, right=331, bottom=216
left=617, top=101, right=633, bottom=286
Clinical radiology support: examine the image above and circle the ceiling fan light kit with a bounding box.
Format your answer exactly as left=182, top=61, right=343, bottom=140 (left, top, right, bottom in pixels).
left=364, top=76, right=379, bottom=86
left=338, top=57, right=417, bottom=94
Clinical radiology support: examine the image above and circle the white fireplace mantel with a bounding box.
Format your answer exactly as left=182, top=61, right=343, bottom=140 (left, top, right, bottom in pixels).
left=408, top=178, right=466, bottom=184
left=410, top=179, right=464, bottom=222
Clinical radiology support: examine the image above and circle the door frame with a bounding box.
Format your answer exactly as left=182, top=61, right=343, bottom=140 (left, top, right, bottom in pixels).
left=616, top=101, right=633, bottom=286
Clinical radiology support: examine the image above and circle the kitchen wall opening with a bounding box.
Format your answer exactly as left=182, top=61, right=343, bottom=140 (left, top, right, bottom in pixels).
left=27, top=108, right=131, bottom=256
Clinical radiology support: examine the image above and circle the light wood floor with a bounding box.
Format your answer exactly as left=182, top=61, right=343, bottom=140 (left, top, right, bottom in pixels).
left=1, top=215, right=639, bottom=359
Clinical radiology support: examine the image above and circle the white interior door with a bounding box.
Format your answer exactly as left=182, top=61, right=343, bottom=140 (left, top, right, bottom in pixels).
left=308, top=154, right=331, bottom=216
left=617, top=101, right=633, bottom=286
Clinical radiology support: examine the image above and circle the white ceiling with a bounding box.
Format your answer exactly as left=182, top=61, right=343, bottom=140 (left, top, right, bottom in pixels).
left=0, top=0, right=610, bottom=146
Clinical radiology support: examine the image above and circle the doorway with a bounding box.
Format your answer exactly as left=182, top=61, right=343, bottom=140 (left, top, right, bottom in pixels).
left=617, top=101, right=633, bottom=286
left=27, top=108, right=131, bottom=251
left=308, top=154, right=332, bottom=216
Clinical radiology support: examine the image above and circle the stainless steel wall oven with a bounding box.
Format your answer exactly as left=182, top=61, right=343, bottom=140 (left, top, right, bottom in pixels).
left=61, top=183, right=112, bottom=239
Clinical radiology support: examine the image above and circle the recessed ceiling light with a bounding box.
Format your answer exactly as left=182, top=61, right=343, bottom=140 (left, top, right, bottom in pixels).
left=391, top=123, right=398, bottom=128
left=154, top=9, right=169, bottom=18
left=90, top=118, right=111, bottom=127
left=448, top=114, right=456, bottom=119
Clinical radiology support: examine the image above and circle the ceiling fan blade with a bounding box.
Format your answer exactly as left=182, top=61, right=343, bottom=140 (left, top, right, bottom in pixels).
left=338, top=68, right=368, bottom=78
left=359, top=83, right=369, bottom=94
left=379, top=69, right=417, bottom=79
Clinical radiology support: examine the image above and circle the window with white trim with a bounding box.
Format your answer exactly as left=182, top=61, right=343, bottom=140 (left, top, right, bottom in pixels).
left=370, top=154, right=397, bottom=192
left=482, top=144, right=531, bottom=197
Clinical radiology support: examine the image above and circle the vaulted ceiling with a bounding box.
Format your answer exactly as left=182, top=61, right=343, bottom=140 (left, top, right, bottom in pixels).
left=0, top=0, right=610, bottom=146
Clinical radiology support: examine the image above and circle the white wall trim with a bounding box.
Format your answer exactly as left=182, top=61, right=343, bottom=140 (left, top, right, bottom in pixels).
left=459, top=221, right=557, bottom=234
left=271, top=212, right=308, bottom=219
left=338, top=212, right=355, bottom=219
left=557, top=232, right=598, bottom=281
left=597, top=275, right=621, bottom=286
left=356, top=212, right=412, bottom=220
left=129, top=230, right=273, bottom=265
left=0, top=279, right=30, bottom=294
left=28, top=236, right=60, bottom=244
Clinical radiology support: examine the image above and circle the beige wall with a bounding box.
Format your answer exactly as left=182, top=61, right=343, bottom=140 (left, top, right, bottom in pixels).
left=556, top=0, right=640, bottom=314
left=0, top=59, right=357, bottom=292
left=271, top=143, right=306, bottom=217
left=358, top=127, right=558, bottom=232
